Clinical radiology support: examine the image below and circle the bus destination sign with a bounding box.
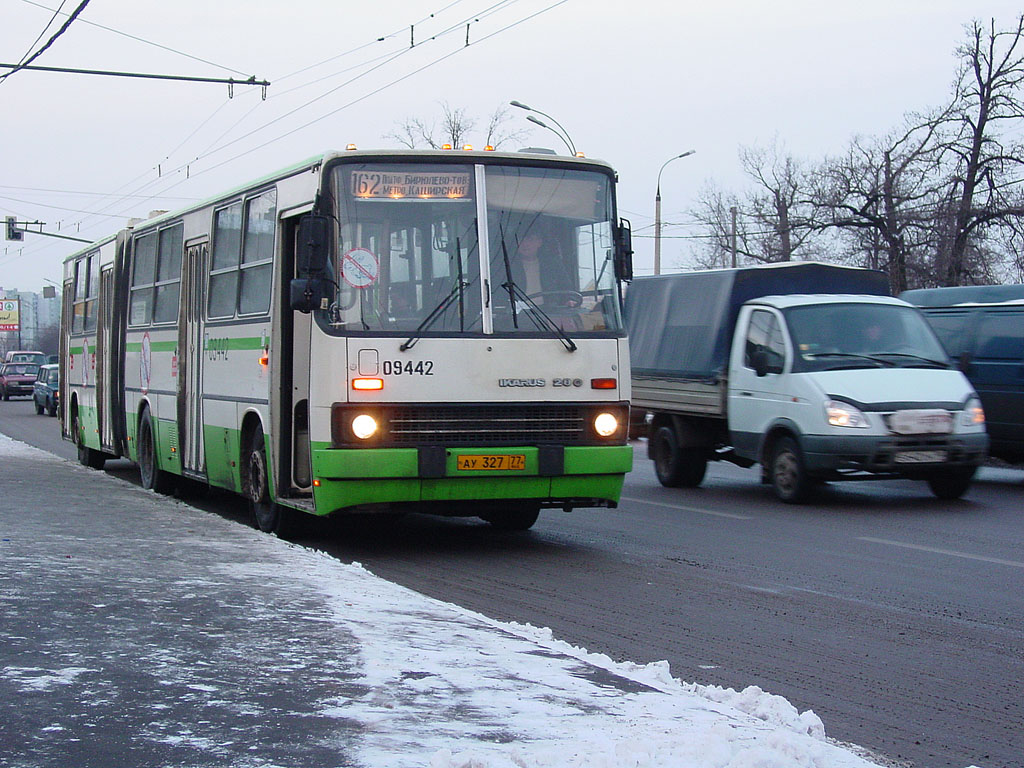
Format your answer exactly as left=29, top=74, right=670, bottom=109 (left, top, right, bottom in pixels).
left=351, top=170, right=470, bottom=200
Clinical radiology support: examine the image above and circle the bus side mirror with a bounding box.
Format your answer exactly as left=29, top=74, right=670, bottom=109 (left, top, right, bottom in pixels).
left=614, top=218, right=633, bottom=282
left=290, top=278, right=325, bottom=313
left=296, top=214, right=330, bottom=277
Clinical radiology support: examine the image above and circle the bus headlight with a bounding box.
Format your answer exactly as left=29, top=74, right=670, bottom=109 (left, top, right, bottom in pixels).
left=351, top=414, right=379, bottom=440
left=961, top=396, right=985, bottom=426
left=594, top=412, right=619, bottom=437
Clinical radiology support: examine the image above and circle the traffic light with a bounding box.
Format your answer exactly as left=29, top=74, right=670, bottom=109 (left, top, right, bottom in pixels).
left=5, top=216, right=22, bottom=241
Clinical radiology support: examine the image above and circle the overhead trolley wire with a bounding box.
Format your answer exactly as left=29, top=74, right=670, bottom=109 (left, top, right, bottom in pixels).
left=18, top=0, right=251, bottom=76
left=4, top=0, right=562, bottom=268
left=0, top=0, right=91, bottom=84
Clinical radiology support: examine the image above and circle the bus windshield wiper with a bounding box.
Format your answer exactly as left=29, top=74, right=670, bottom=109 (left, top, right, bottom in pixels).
left=400, top=278, right=468, bottom=351
left=499, top=227, right=520, bottom=329
left=501, top=279, right=577, bottom=352
left=497, top=227, right=575, bottom=352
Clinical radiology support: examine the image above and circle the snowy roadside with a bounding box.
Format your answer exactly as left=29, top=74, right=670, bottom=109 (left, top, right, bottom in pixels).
left=1, top=433, right=912, bottom=767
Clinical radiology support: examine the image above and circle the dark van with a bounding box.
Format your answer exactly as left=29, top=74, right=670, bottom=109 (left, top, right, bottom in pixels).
left=900, top=285, right=1024, bottom=463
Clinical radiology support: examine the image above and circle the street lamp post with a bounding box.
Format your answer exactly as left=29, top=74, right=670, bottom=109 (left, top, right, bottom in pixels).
left=509, top=100, right=577, bottom=156
left=654, top=150, right=695, bottom=275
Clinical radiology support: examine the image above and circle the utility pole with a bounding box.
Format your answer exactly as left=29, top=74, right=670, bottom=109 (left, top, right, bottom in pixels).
left=654, top=150, right=695, bottom=275
left=730, top=206, right=738, bottom=268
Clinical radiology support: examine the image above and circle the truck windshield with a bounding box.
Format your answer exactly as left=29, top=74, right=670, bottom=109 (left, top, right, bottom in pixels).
left=320, top=162, right=622, bottom=335
left=785, top=303, right=951, bottom=372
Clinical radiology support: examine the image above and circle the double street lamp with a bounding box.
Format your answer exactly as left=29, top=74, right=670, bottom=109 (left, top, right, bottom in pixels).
left=654, top=150, right=695, bottom=275
left=509, top=100, right=578, bottom=156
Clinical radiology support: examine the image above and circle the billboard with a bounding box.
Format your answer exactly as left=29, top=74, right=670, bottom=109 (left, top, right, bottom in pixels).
left=0, top=299, right=20, bottom=332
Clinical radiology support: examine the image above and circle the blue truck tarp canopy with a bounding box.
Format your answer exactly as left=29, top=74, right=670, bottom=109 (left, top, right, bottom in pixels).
left=625, top=262, right=889, bottom=380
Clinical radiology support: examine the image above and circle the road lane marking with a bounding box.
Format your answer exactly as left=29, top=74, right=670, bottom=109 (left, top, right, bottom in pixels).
left=858, top=537, right=1024, bottom=569
left=619, top=496, right=753, bottom=520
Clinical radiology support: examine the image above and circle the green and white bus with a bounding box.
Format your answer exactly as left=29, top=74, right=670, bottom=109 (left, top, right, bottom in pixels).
left=61, top=148, right=634, bottom=532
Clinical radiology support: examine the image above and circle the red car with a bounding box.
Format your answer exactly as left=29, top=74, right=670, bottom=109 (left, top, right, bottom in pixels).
left=0, top=362, right=40, bottom=400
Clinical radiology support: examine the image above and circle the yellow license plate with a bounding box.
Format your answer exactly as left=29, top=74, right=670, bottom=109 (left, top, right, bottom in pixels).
left=456, top=454, right=526, bottom=471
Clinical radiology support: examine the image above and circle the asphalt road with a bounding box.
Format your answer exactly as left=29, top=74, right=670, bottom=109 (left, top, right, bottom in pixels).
left=2, top=398, right=1022, bottom=768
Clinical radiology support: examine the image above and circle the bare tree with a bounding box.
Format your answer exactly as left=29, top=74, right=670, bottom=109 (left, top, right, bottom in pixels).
left=385, top=102, right=527, bottom=150
left=738, top=142, right=821, bottom=262
left=687, top=182, right=745, bottom=269
left=938, top=16, right=1024, bottom=285
left=812, top=117, right=948, bottom=293
left=688, top=141, right=821, bottom=268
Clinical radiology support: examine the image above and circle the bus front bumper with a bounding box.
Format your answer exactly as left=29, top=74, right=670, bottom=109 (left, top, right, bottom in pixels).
left=309, top=444, right=632, bottom=515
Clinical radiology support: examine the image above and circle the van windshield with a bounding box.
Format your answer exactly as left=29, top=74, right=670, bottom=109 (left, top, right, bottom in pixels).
left=785, top=303, right=951, bottom=372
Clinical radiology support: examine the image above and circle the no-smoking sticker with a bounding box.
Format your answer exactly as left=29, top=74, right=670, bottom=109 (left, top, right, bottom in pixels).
left=341, top=247, right=379, bottom=288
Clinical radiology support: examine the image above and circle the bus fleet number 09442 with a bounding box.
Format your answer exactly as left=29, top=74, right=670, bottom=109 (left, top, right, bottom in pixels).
left=381, top=360, right=434, bottom=375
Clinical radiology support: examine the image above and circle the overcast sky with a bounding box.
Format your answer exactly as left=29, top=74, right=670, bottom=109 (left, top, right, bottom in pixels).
left=2, top=0, right=1022, bottom=291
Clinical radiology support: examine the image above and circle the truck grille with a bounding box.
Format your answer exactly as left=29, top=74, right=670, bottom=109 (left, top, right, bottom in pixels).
left=332, top=402, right=628, bottom=447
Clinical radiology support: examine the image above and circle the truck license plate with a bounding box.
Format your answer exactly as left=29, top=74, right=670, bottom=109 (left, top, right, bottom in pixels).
left=456, top=454, right=526, bottom=471
left=894, top=450, right=948, bottom=464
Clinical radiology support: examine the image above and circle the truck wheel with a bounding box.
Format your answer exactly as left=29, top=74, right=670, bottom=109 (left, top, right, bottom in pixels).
left=927, top=467, right=976, bottom=500
left=652, top=426, right=707, bottom=488
left=770, top=436, right=811, bottom=503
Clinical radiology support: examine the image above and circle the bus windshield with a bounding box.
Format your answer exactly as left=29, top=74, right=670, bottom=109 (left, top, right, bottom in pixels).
left=322, top=162, right=622, bottom=335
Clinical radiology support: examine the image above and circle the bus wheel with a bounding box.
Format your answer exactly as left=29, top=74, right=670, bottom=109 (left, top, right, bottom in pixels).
left=481, top=504, right=541, bottom=531
left=246, top=430, right=289, bottom=535
left=138, top=409, right=174, bottom=494
left=73, top=408, right=106, bottom=470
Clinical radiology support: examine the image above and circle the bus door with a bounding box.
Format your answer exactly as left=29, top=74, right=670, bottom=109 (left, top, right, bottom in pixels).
left=281, top=213, right=313, bottom=494
left=177, top=238, right=208, bottom=478
left=97, top=265, right=116, bottom=452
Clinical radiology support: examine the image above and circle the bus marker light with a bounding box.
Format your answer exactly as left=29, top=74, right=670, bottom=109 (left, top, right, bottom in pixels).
left=313, top=479, right=321, bottom=487
left=591, top=378, right=616, bottom=389
left=345, top=143, right=358, bottom=151
left=441, top=143, right=453, bottom=150
left=462, top=144, right=473, bottom=151
left=484, top=145, right=495, bottom=151
left=259, top=355, right=269, bottom=367
left=352, top=377, right=383, bottom=391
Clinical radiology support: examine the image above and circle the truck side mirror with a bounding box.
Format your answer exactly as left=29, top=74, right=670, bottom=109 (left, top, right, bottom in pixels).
left=614, top=218, right=633, bottom=282
left=296, top=214, right=330, bottom=277
left=752, top=349, right=783, bottom=377
left=752, top=350, right=770, bottom=377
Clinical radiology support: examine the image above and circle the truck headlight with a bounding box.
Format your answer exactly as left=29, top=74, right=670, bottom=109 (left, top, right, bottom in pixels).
left=825, top=400, right=870, bottom=428
left=961, top=396, right=985, bottom=426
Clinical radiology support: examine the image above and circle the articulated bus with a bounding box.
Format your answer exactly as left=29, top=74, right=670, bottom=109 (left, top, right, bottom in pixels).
left=61, top=149, right=634, bottom=533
